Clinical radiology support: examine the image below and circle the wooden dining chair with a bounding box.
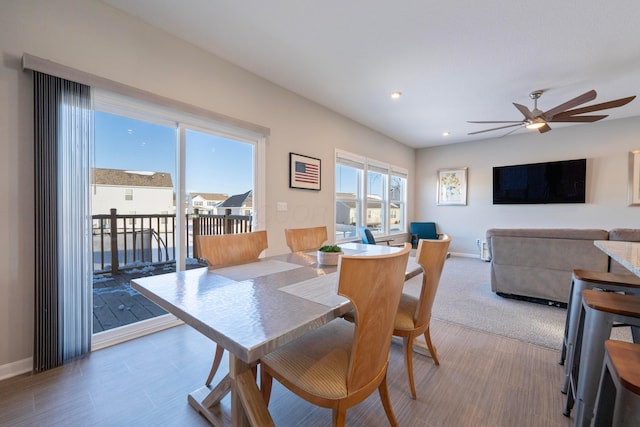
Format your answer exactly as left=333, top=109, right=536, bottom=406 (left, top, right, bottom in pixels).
left=260, top=243, right=412, bottom=426
left=196, top=230, right=268, bottom=386
left=284, top=226, right=328, bottom=252
left=393, top=234, right=451, bottom=399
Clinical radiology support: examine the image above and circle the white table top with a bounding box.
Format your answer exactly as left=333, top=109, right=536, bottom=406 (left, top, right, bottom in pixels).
left=594, top=240, right=640, bottom=277
left=131, top=243, right=419, bottom=364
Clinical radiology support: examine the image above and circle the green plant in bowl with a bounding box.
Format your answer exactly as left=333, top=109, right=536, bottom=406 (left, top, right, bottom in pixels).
left=317, top=245, right=343, bottom=266
left=318, top=245, right=342, bottom=252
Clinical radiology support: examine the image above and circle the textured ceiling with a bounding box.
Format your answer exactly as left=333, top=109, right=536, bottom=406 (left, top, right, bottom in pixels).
left=101, top=0, right=640, bottom=148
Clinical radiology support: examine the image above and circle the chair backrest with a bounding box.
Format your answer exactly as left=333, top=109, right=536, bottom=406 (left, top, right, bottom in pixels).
left=410, top=222, right=438, bottom=240
left=196, top=231, right=268, bottom=268
left=413, top=234, right=451, bottom=327
left=338, top=243, right=411, bottom=392
left=359, top=227, right=376, bottom=245
left=284, top=226, right=328, bottom=252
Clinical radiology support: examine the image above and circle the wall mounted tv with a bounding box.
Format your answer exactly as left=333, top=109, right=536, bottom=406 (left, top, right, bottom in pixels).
left=493, top=158, right=586, bottom=204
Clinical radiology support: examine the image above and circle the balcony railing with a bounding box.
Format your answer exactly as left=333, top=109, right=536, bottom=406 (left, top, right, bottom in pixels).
left=92, top=208, right=252, bottom=274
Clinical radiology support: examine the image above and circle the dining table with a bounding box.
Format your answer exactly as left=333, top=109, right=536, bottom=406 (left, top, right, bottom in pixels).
left=131, top=242, right=421, bottom=426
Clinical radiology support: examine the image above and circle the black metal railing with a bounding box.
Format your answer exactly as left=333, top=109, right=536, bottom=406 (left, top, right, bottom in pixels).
left=92, top=208, right=252, bottom=274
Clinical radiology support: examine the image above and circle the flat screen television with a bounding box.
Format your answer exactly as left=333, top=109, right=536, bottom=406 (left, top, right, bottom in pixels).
left=493, top=158, right=586, bottom=204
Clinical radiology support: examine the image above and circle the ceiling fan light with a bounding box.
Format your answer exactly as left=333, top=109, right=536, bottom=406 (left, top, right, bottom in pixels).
left=526, top=120, right=546, bottom=130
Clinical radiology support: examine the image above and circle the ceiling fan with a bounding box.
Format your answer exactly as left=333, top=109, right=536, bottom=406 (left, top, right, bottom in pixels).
left=468, top=89, right=636, bottom=136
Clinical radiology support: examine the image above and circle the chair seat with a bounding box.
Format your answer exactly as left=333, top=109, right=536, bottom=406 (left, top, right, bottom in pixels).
left=261, top=318, right=354, bottom=400
left=394, top=294, right=419, bottom=331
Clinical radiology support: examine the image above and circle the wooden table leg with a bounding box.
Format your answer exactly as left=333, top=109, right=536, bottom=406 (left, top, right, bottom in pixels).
left=187, top=355, right=273, bottom=426
left=188, top=375, right=232, bottom=426
left=229, top=356, right=274, bottom=427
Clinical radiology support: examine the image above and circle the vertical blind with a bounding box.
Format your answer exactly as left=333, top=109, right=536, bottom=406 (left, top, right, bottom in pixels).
left=33, top=71, right=92, bottom=372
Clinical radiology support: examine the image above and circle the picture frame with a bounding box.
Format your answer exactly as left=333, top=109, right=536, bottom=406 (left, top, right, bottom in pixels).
left=628, top=150, right=640, bottom=206
left=290, top=152, right=321, bottom=191
left=437, top=167, right=468, bottom=205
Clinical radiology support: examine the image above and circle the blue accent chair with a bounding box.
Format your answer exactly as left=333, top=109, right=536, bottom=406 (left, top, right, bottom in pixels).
left=410, top=222, right=439, bottom=247
left=359, top=227, right=397, bottom=245
left=359, top=227, right=377, bottom=245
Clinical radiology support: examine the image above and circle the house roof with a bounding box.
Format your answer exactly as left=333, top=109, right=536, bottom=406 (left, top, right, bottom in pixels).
left=191, top=192, right=229, bottom=201
left=219, top=190, right=252, bottom=208
left=92, top=168, right=173, bottom=188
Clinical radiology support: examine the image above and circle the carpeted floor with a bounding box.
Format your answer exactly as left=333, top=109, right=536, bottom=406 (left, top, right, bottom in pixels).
left=403, top=256, right=632, bottom=350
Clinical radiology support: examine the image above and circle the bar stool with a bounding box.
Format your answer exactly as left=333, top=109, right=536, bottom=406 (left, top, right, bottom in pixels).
left=563, top=290, right=640, bottom=426
left=560, top=269, right=640, bottom=394
left=592, top=340, right=640, bottom=426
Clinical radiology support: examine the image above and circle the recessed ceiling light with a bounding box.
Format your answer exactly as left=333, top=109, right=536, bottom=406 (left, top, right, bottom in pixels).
left=390, top=91, right=402, bottom=99
left=443, top=131, right=450, bottom=137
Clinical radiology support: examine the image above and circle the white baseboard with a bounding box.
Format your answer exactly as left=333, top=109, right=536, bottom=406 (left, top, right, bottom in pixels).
left=449, top=251, right=482, bottom=259
left=92, top=314, right=184, bottom=351
left=0, top=357, right=32, bottom=381
left=0, top=315, right=183, bottom=381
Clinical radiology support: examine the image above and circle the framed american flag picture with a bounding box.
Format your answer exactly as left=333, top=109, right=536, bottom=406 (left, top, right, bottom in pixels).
left=290, top=152, right=321, bottom=190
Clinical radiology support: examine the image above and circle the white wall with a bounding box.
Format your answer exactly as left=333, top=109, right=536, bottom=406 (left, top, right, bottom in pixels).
left=416, top=116, right=640, bottom=256
left=0, top=0, right=415, bottom=374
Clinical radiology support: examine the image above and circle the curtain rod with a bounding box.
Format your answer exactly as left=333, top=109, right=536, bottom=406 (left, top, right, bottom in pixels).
left=22, top=53, right=271, bottom=137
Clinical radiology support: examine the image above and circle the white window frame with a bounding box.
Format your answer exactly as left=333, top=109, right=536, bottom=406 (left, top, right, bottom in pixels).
left=91, top=89, right=267, bottom=349
left=93, top=89, right=266, bottom=271
left=335, top=149, right=408, bottom=243
left=389, top=168, right=408, bottom=234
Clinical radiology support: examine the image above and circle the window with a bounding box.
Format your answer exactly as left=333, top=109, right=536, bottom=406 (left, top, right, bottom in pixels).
left=390, top=170, right=407, bottom=233
left=335, top=152, right=364, bottom=240
left=367, top=163, right=388, bottom=232
left=193, top=201, right=203, bottom=207
left=335, top=150, right=407, bottom=242
left=125, top=188, right=133, bottom=200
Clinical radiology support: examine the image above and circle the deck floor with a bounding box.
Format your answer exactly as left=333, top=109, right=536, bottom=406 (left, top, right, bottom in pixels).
left=92, top=261, right=206, bottom=333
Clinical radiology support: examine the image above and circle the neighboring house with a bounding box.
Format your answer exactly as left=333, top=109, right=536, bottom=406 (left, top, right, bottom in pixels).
left=335, top=193, right=399, bottom=232
left=218, top=190, right=253, bottom=216
left=91, top=168, right=175, bottom=227
left=189, top=192, right=228, bottom=215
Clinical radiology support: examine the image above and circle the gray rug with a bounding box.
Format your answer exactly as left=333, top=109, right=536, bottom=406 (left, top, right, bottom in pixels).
left=403, top=256, right=631, bottom=350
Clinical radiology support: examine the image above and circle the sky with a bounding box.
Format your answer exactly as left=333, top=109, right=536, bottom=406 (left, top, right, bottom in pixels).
left=94, top=111, right=253, bottom=196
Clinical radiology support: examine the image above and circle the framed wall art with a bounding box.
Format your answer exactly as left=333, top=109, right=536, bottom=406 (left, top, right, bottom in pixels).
left=629, top=150, right=640, bottom=206
left=290, top=152, right=321, bottom=191
left=437, top=167, right=467, bottom=205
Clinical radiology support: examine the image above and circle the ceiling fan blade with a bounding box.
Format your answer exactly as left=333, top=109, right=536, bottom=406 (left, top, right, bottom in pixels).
left=542, top=89, right=597, bottom=119
left=468, top=123, right=523, bottom=135
left=500, top=126, right=525, bottom=138
left=537, top=123, right=552, bottom=133
left=550, top=114, right=608, bottom=123
left=513, top=103, right=535, bottom=120
left=467, top=120, right=524, bottom=124
left=551, top=96, right=636, bottom=116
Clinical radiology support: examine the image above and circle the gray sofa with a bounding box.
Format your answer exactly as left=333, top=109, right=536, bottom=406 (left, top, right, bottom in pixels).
left=486, top=228, right=611, bottom=304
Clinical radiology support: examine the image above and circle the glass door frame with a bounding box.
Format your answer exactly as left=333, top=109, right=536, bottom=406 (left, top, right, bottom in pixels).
left=92, top=90, right=266, bottom=349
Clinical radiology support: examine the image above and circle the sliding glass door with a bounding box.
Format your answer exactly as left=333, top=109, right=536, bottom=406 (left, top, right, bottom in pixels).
left=92, top=110, right=177, bottom=334
left=91, top=91, right=264, bottom=346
